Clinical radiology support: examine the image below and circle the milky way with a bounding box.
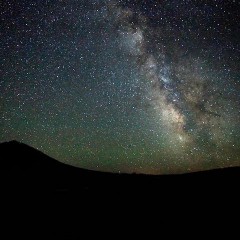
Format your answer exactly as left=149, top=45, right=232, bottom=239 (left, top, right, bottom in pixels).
left=1, top=0, right=240, bottom=174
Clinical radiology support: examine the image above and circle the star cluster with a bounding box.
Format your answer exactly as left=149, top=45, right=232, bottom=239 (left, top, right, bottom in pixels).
left=1, top=0, right=239, bottom=174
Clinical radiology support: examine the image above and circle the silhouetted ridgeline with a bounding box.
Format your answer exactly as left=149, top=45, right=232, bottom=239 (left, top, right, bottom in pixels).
left=0, top=140, right=239, bottom=239
left=0, top=140, right=239, bottom=193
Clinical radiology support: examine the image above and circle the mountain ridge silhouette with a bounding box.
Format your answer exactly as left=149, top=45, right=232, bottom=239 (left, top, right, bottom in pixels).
left=1, top=140, right=239, bottom=193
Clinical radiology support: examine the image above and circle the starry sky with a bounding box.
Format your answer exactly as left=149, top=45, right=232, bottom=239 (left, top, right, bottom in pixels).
left=1, top=0, right=240, bottom=174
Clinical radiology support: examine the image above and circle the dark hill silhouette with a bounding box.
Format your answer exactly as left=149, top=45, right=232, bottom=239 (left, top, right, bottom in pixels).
left=1, top=140, right=239, bottom=239
left=1, top=140, right=239, bottom=193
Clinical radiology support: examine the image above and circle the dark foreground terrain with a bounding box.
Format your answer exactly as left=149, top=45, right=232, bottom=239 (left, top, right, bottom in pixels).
left=1, top=141, right=239, bottom=238
left=1, top=140, right=239, bottom=193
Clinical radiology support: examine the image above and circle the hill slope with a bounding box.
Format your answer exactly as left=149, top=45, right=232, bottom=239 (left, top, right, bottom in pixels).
left=0, top=140, right=239, bottom=193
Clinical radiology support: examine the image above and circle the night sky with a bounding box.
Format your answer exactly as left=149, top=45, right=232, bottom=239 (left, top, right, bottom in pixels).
left=1, top=0, right=240, bottom=174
